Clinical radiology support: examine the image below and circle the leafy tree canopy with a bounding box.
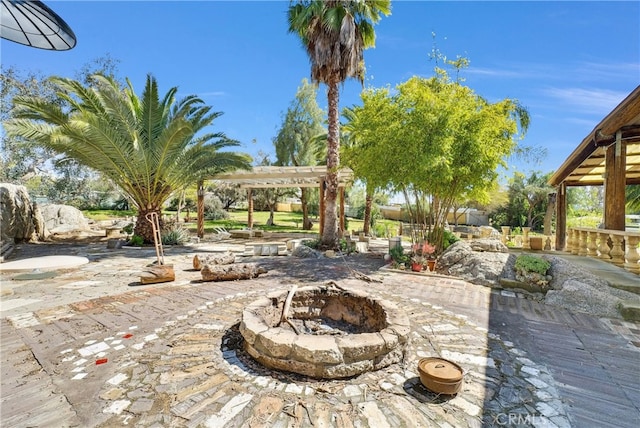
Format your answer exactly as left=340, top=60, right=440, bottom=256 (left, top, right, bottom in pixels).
left=274, top=78, right=325, bottom=167
left=341, top=64, right=530, bottom=248
left=1, top=55, right=123, bottom=205
left=4, top=73, right=252, bottom=241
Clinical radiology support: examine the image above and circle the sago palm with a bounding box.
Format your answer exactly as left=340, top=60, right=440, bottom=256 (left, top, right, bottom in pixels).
left=4, top=74, right=252, bottom=242
left=288, top=0, right=391, bottom=248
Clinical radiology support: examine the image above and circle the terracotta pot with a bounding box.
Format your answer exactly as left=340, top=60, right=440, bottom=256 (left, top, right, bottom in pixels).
left=426, top=259, right=437, bottom=272
left=411, top=262, right=423, bottom=272
left=418, top=357, right=464, bottom=395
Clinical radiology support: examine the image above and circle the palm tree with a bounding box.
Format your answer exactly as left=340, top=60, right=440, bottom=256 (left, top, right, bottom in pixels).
left=5, top=74, right=252, bottom=242
left=627, top=185, right=640, bottom=213
left=288, top=0, right=391, bottom=248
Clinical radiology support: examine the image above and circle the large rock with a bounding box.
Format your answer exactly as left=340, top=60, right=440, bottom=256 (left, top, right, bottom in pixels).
left=546, top=256, right=608, bottom=290
left=32, top=203, right=49, bottom=240
left=40, top=204, right=89, bottom=234
left=437, top=238, right=640, bottom=319
left=545, top=279, right=624, bottom=319
left=469, top=238, right=509, bottom=253
left=0, top=183, right=37, bottom=242
left=438, top=240, right=515, bottom=286
left=292, top=245, right=321, bottom=259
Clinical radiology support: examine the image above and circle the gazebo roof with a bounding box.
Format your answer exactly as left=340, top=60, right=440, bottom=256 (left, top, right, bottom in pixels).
left=212, top=166, right=354, bottom=188
left=548, top=85, right=640, bottom=187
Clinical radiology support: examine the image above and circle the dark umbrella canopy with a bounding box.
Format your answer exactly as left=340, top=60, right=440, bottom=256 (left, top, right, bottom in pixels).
left=1, top=0, right=76, bottom=50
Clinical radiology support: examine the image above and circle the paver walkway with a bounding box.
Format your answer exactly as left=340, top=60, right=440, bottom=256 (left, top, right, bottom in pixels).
left=1, top=238, right=638, bottom=427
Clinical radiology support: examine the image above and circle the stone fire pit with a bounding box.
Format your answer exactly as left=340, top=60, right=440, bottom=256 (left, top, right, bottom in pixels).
left=239, top=285, right=410, bottom=379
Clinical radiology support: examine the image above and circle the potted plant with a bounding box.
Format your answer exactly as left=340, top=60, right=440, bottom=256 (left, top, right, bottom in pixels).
left=411, top=241, right=436, bottom=272
left=411, top=253, right=425, bottom=272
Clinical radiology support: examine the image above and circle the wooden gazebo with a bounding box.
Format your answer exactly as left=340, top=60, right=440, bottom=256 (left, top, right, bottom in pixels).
left=196, top=166, right=354, bottom=237
left=548, top=85, right=640, bottom=273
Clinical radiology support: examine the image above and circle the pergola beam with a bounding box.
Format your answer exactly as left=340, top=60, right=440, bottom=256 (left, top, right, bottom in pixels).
left=237, top=182, right=350, bottom=189
left=198, top=166, right=354, bottom=236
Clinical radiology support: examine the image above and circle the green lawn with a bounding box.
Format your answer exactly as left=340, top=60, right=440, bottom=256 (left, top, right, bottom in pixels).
left=83, top=208, right=401, bottom=237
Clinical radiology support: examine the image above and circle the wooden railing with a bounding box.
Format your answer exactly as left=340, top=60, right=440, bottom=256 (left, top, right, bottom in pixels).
left=567, top=227, right=640, bottom=275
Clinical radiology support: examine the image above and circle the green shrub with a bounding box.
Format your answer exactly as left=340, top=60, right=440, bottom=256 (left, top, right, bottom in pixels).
left=339, top=238, right=355, bottom=254
left=129, top=235, right=144, bottom=246
left=204, top=194, right=229, bottom=220
left=442, top=228, right=460, bottom=250
left=122, top=223, right=134, bottom=236
left=515, top=254, right=550, bottom=275
left=302, top=239, right=321, bottom=249
left=373, top=224, right=387, bottom=238
left=389, top=245, right=409, bottom=264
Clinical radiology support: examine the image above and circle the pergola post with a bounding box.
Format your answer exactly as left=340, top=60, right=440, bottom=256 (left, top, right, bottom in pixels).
left=319, top=179, right=325, bottom=237
left=339, top=186, right=345, bottom=235
left=247, top=188, right=254, bottom=229
left=604, top=131, right=626, bottom=230
left=555, top=183, right=567, bottom=251
left=197, top=180, right=205, bottom=238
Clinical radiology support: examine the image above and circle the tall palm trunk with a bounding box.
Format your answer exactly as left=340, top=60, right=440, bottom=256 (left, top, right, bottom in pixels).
left=301, top=187, right=313, bottom=230
left=135, top=207, right=163, bottom=244
left=197, top=180, right=204, bottom=238
left=363, top=185, right=373, bottom=235
left=321, top=80, right=340, bottom=248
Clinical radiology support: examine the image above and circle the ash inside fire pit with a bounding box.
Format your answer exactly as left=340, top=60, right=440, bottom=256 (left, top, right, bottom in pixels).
left=290, top=317, right=362, bottom=335
left=239, top=285, right=410, bottom=379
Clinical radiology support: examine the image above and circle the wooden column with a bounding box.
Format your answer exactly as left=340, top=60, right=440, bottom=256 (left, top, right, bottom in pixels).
left=196, top=180, right=205, bottom=238
left=604, top=131, right=626, bottom=231
left=247, top=188, right=254, bottom=229
left=339, top=186, right=345, bottom=234
left=319, top=179, right=325, bottom=237
left=555, top=183, right=567, bottom=251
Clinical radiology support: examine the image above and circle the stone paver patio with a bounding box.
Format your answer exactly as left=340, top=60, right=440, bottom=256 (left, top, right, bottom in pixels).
left=1, top=238, right=638, bottom=427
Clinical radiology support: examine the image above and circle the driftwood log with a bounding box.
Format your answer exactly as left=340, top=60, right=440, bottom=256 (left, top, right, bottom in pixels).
left=193, top=251, right=235, bottom=270
left=140, top=264, right=175, bottom=284
left=201, top=263, right=267, bottom=282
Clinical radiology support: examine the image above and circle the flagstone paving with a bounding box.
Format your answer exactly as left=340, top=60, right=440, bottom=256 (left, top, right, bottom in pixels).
left=1, top=239, right=638, bottom=427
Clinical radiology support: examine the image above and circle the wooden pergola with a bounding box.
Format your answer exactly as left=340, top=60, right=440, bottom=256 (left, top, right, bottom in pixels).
left=196, top=166, right=354, bottom=237
left=548, top=85, right=640, bottom=250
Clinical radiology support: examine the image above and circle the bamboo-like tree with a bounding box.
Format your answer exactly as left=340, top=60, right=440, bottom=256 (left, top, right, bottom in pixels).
left=4, top=74, right=252, bottom=242
left=274, top=78, right=326, bottom=230
left=341, top=93, right=395, bottom=236
left=288, top=0, right=391, bottom=248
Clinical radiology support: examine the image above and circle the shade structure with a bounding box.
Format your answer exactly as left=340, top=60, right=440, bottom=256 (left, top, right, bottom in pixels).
left=1, top=0, right=76, bottom=50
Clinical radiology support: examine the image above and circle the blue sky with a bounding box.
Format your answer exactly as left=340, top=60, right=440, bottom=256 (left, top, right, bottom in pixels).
left=2, top=0, right=639, bottom=179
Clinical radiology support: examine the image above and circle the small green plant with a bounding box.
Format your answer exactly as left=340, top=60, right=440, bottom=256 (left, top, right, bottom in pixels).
left=442, top=229, right=460, bottom=250
left=122, top=223, right=134, bottom=236
left=161, top=224, right=190, bottom=245
left=338, top=238, right=356, bottom=254
left=515, top=254, right=550, bottom=275
left=129, top=235, right=144, bottom=246
left=302, top=238, right=321, bottom=249
left=389, top=245, right=410, bottom=264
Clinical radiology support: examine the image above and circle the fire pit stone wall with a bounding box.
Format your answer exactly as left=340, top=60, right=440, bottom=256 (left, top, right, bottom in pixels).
left=239, top=285, right=410, bottom=379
